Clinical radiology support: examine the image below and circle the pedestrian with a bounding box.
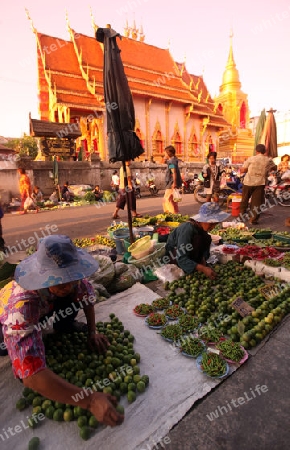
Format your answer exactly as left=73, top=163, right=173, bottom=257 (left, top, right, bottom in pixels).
left=0, top=234, right=124, bottom=427
left=112, top=161, right=142, bottom=219
left=0, top=200, right=5, bottom=252
left=277, top=154, right=290, bottom=174
left=165, top=202, right=230, bottom=279
left=240, top=144, right=276, bottom=224
left=32, top=185, right=44, bottom=204
left=17, top=168, right=32, bottom=214
left=162, top=145, right=182, bottom=214
left=202, top=152, right=224, bottom=203
left=61, top=181, right=74, bottom=202
left=93, top=184, right=104, bottom=202
left=111, top=170, right=120, bottom=192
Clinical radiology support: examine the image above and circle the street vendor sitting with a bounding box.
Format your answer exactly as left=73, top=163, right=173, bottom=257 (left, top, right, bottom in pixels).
left=165, top=203, right=230, bottom=279
left=0, top=234, right=124, bottom=427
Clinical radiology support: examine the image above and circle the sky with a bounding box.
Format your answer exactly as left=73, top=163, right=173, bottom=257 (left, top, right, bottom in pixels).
left=1, top=0, right=290, bottom=138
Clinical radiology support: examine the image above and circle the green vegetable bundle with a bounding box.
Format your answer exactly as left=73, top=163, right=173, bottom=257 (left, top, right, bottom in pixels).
left=180, top=336, right=204, bottom=357
left=198, top=326, right=223, bottom=343
left=200, top=352, right=227, bottom=377
left=178, top=314, right=199, bottom=332
left=160, top=324, right=183, bottom=341
left=216, top=339, right=245, bottom=362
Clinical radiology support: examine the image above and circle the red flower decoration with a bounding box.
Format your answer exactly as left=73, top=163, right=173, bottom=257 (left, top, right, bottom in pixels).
left=13, top=356, right=44, bottom=378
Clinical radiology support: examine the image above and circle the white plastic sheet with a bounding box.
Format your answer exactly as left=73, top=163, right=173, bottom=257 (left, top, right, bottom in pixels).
left=0, top=283, right=232, bottom=450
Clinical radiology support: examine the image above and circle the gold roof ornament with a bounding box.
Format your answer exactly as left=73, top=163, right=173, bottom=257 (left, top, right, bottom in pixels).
left=221, top=29, right=241, bottom=89
left=131, top=19, right=138, bottom=40
left=139, top=23, right=145, bottom=42
left=124, top=19, right=130, bottom=37
left=25, top=8, right=37, bottom=34
left=89, top=6, right=98, bottom=33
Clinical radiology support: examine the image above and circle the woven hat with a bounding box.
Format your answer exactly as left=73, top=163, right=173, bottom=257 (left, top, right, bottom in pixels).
left=191, top=202, right=230, bottom=223
left=14, top=235, right=99, bottom=290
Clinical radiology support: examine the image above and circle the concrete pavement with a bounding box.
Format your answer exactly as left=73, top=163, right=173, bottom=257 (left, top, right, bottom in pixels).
left=2, top=193, right=290, bottom=450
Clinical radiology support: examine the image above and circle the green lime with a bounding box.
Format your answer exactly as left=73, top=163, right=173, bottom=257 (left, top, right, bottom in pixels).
left=120, top=382, right=128, bottom=394
left=22, top=387, right=33, bottom=398
left=32, top=396, right=43, bottom=407
left=63, top=408, right=73, bottom=422
left=88, top=416, right=99, bottom=429
left=137, top=381, right=146, bottom=393
left=28, top=436, right=40, bottom=450
left=53, top=408, right=64, bottom=421
left=103, top=387, right=113, bottom=395
left=141, top=375, right=150, bottom=386
left=45, top=406, right=55, bottom=419
left=77, top=415, right=88, bottom=428
left=32, top=406, right=42, bottom=415
left=27, top=416, right=37, bottom=429
left=127, top=391, right=136, bottom=403
left=16, top=398, right=27, bottom=411
left=133, top=375, right=141, bottom=383
left=79, top=426, right=91, bottom=441
left=115, top=404, right=125, bottom=414
left=128, top=382, right=136, bottom=392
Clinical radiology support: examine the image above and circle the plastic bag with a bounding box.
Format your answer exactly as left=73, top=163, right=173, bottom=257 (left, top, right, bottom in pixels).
left=24, top=197, right=36, bottom=210
left=173, top=188, right=182, bottom=202
left=154, top=264, right=185, bottom=283
left=89, top=255, right=115, bottom=287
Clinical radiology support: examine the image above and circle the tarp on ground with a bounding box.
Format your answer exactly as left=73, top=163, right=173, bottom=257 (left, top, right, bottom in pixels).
left=0, top=283, right=238, bottom=450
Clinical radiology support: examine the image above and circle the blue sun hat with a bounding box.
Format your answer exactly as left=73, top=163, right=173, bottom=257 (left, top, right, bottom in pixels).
left=191, top=202, right=230, bottom=223
left=14, top=235, right=99, bottom=290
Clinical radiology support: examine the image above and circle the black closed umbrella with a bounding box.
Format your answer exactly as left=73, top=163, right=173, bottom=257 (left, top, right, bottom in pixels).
left=96, top=25, right=144, bottom=243
left=96, top=26, right=144, bottom=163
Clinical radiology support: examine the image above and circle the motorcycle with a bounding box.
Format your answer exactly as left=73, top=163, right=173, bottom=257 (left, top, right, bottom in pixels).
left=146, top=178, right=159, bottom=196
left=194, top=171, right=243, bottom=206
left=182, top=176, right=198, bottom=194
left=133, top=174, right=142, bottom=199
left=265, top=171, right=290, bottom=207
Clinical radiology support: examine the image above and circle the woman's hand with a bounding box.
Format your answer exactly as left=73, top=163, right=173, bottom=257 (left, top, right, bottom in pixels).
left=88, top=332, right=110, bottom=354
left=89, top=392, right=124, bottom=427
left=202, top=266, right=217, bottom=280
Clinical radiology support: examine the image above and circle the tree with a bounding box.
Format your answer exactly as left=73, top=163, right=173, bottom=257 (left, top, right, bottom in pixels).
left=5, top=134, right=38, bottom=159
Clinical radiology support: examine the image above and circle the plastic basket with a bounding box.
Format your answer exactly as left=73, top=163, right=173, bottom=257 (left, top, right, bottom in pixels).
left=272, top=233, right=290, bottom=244
left=127, top=243, right=166, bottom=269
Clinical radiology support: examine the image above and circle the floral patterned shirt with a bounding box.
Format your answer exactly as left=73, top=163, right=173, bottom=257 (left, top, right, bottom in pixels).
left=0, top=279, right=95, bottom=379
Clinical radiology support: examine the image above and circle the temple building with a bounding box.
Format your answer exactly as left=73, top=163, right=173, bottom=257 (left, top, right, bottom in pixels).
left=27, top=12, right=229, bottom=162
left=214, top=32, right=254, bottom=163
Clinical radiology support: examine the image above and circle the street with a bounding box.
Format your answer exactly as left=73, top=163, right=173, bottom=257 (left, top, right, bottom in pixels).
left=2, top=193, right=290, bottom=248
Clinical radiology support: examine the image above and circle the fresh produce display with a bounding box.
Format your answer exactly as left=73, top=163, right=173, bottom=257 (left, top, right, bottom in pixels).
left=146, top=313, right=167, bottom=327
left=94, top=236, right=116, bottom=247
left=198, top=326, right=223, bottom=343
left=151, top=297, right=171, bottom=310
left=222, top=246, right=238, bottom=254
left=179, top=336, right=205, bottom=357
left=216, top=339, right=245, bottom=362
left=215, top=227, right=253, bottom=240
left=134, top=303, right=155, bottom=316
left=198, top=352, right=228, bottom=378
left=263, top=258, right=281, bottom=267
left=155, top=226, right=171, bottom=236
left=249, top=238, right=290, bottom=248
left=73, top=236, right=116, bottom=248
left=162, top=261, right=290, bottom=349
left=165, top=304, right=184, bottom=319
left=16, top=316, right=149, bottom=441
left=236, top=245, right=282, bottom=259
left=107, top=223, right=128, bottom=233
left=178, top=314, right=199, bottom=332
left=160, top=324, right=183, bottom=341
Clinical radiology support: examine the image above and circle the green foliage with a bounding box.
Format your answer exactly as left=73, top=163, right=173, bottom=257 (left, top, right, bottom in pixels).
left=84, top=190, right=96, bottom=203
left=6, top=133, right=38, bottom=159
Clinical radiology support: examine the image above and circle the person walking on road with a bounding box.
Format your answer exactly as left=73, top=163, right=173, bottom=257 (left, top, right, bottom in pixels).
left=112, top=161, right=142, bottom=220
left=111, top=170, right=120, bottom=193
left=202, top=151, right=224, bottom=203
left=240, top=144, right=276, bottom=224
left=162, top=145, right=182, bottom=214
left=18, top=168, right=32, bottom=214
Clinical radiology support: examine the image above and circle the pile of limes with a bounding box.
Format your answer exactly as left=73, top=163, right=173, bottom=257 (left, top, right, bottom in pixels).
left=16, top=315, right=149, bottom=442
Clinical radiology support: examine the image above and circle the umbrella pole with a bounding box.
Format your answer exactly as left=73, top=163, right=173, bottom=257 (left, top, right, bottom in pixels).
left=122, top=160, right=135, bottom=244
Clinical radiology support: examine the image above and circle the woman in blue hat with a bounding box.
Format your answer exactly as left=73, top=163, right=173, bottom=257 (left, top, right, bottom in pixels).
left=0, top=235, right=124, bottom=427
left=165, top=203, right=230, bottom=279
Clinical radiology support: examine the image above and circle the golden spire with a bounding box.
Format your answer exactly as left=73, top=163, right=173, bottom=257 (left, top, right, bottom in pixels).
left=221, top=29, right=241, bottom=89
left=131, top=19, right=138, bottom=40
left=139, top=23, right=145, bottom=42
left=124, top=19, right=130, bottom=37
left=25, top=8, right=37, bottom=34
left=89, top=6, right=98, bottom=33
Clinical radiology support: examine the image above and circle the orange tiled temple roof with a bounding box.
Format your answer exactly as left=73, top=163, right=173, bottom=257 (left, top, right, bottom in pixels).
left=36, top=30, right=229, bottom=125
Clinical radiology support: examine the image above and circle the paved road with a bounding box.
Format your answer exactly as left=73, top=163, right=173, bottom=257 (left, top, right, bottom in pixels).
left=2, top=193, right=290, bottom=248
